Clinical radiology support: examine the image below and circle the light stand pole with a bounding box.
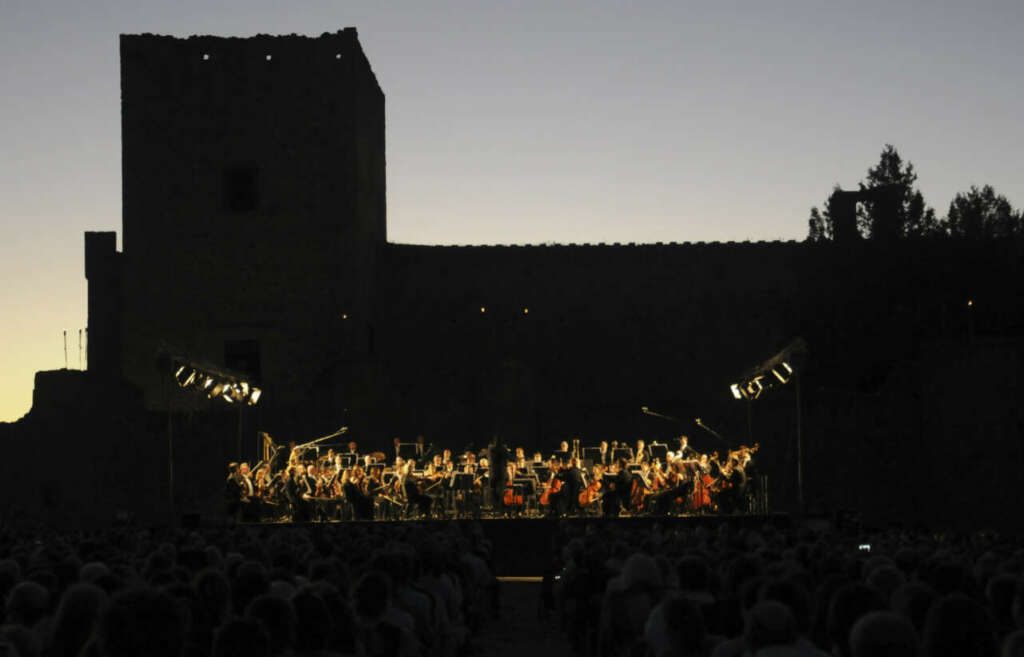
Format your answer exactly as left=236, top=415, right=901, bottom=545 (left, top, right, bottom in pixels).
left=237, top=404, right=244, bottom=461
left=795, top=373, right=803, bottom=513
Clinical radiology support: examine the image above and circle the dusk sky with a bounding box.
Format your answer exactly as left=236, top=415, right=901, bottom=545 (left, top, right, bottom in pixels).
left=2, top=0, right=1023, bottom=422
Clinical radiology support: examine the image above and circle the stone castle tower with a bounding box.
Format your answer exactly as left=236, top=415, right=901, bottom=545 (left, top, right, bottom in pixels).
left=88, top=28, right=385, bottom=415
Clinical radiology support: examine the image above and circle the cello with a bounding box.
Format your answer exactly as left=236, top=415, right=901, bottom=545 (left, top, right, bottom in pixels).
left=629, top=463, right=653, bottom=511
left=539, top=462, right=563, bottom=507
left=579, top=464, right=603, bottom=507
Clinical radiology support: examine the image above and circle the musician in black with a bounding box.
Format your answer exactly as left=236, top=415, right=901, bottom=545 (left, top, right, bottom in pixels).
left=403, top=460, right=433, bottom=518
left=677, top=435, right=698, bottom=460
left=487, top=435, right=510, bottom=515
left=562, top=456, right=586, bottom=516
left=601, top=459, right=633, bottom=518
left=285, top=463, right=313, bottom=522
left=343, top=465, right=374, bottom=520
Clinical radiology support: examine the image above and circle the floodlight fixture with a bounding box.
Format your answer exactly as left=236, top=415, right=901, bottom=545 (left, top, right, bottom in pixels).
left=249, top=388, right=262, bottom=405
left=730, top=383, right=742, bottom=400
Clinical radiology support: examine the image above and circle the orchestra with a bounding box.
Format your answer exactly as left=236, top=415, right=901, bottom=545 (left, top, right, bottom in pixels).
left=225, top=433, right=763, bottom=523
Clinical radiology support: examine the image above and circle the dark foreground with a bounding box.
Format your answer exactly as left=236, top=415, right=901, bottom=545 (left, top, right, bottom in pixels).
left=2, top=515, right=1022, bottom=657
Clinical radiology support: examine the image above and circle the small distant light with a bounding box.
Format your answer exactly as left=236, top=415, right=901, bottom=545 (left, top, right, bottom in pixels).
left=967, top=300, right=973, bottom=307
left=523, top=308, right=529, bottom=315
left=781, top=362, right=793, bottom=374
left=202, top=53, right=210, bottom=61
left=265, top=54, right=272, bottom=61
left=342, top=313, right=349, bottom=320
left=480, top=307, right=486, bottom=313
left=175, top=365, right=186, bottom=378
left=249, top=388, right=262, bottom=405
left=730, top=383, right=742, bottom=400
left=335, top=53, right=341, bottom=59
left=203, top=377, right=214, bottom=389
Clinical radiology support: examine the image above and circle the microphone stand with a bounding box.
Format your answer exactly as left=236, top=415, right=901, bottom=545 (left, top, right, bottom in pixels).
left=694, top=418, right=728, bottom=443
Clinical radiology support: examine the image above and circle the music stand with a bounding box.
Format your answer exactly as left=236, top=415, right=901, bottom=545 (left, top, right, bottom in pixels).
left=339, top=453, right=357, bottom=467
left=612, top=447, right=633, bottom=463
left=397, top=442, right=421, bottom=461
left=553, top=450, right=570, bottom=464
left=450, top=473, right=474, bottom=490
left=649, top=443, right=668, bottom=463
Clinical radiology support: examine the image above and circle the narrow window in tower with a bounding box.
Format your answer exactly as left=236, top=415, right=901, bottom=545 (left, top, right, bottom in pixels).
left=223, top=166, right=258, bottom=212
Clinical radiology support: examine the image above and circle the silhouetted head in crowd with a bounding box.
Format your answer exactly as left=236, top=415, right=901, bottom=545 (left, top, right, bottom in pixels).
left=744, top=600, right=799, bottom=653
left=889, top=581, right=935, bottom=637
left=193, top=569, right=231, bottom=629
left=213, top=618, right=271, bottom=657
left=922, top=594, right=997, bottom=657
left=850, top=611, right=918, bottom=657
left=244, top=594, right=295, bottom=655
left=292, top=588, right=332, bottom=653
left=644, top=593, right=706, bottom=657
left=866, top=565, right=905, bottom=602
left=827, top=583, right=886, bottom=657
left=231, top=561, right=268, bottom=613
left=760, top=578, right=812, bottom=636
left=96, top=588, right=185, bottom=657
left=4, top=581, right=48, bottom=628
left=48, top=582, right=107, bottom=657
left=353, top=571, right=392, bottom=623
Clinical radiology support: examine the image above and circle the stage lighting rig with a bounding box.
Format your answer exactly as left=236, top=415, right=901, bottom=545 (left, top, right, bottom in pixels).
left=168, top=356, right=263, bottom=406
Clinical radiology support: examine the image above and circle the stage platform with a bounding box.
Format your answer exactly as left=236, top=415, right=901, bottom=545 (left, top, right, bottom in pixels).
left=247, top=513, right=796, bottom=576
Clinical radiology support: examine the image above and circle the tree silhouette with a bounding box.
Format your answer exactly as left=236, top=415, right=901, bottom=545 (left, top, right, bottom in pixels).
left=807, top=186, right=840, bottom=243
left=859, top=145, right=940, bottom=239
left=944, top=185, right=1021, bottom=240
left=806, top=145, right=940, bottom=241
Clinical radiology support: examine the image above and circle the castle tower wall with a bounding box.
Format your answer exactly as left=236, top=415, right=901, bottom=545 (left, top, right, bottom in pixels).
left=117, top=29, right=384, bottom=411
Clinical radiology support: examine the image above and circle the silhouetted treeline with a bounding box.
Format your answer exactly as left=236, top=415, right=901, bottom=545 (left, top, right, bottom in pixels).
left=807, top=144, right=1023, bottom=242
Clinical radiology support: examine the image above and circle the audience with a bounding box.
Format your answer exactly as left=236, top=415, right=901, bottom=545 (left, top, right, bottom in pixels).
left=549, top=520, right=1024, bottom=657
left=0, top=523, right=494, bottom=657
left=6, top=517, right=1024, bottom=657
